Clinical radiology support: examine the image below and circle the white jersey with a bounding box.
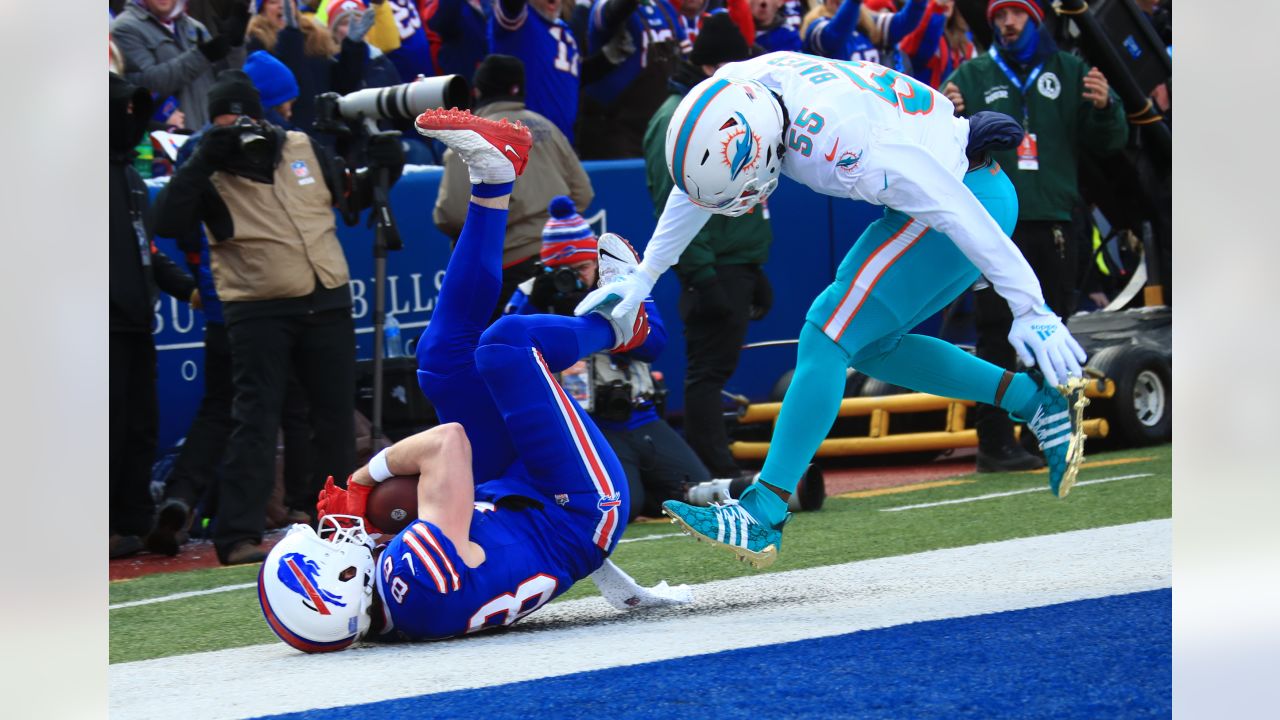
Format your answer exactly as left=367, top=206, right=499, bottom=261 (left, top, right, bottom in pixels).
left=642, top=52, right=1045, bottom=317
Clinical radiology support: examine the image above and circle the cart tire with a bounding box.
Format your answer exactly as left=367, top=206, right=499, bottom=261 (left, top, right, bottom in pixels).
left=1088, top=344, right=1172, bottom=445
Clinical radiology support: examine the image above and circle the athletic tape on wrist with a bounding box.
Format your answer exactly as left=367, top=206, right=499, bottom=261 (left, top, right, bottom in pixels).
left=368, top=448, right=394, bottom=483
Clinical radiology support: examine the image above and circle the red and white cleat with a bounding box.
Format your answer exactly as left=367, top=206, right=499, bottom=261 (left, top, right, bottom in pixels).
left=594, top=232, right=650, bottom=353
left=415, top=107, right=532, bottom=184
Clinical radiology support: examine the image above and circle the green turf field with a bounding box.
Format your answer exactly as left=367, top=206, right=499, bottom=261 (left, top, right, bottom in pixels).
left=110, top=444, right=1171, bottom=664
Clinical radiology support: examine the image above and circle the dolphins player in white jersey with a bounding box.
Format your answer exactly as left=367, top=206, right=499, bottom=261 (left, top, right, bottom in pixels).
left=575, top=51, right=1089, bottom=569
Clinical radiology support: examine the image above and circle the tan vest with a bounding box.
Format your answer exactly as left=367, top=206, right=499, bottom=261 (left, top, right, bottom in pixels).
left=207, top=131, right=350, bottom=302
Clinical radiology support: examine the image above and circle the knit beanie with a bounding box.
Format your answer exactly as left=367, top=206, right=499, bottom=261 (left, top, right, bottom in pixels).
left=474, top=54, right=526, bottom=103
left=206, top=69, right=264, bottom=119
left=541, top=197, right=597, bottom=267
left=987, top=0, right=1044, bottom=25
left=324, top=0, right=366, bottom=30
left=244, top=51, right=299, bottom=108
left=689, top=13, right=750, bottom=67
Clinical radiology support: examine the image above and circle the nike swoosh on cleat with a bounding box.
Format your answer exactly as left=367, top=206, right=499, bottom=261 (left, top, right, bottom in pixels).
left=599, top=248, right=629, bottom=263
left=503, top=144, right=521, bottom=159
left=823, top=138, right=840, bottom=162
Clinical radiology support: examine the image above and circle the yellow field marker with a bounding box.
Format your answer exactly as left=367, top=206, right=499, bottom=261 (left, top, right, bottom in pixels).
left=837, top=479, right=974, bottom=499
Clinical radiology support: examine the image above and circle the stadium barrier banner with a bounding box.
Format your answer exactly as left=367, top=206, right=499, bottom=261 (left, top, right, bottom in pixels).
left=149, top=160, right=883, bottom=452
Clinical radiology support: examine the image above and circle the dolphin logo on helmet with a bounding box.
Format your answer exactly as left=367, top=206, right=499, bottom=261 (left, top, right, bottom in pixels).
left=728, top=112, right=756, bottom=181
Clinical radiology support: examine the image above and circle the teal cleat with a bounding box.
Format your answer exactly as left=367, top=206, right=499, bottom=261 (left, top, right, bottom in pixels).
left=1015, top=372, right=1090, bottom=497
left=660, top=498, right=788, bottom=569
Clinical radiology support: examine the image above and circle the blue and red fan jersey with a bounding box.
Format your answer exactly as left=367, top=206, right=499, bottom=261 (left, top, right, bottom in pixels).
left=584, top=0, right=689, bottom=106
left=490, top=1, right=581, bottom=142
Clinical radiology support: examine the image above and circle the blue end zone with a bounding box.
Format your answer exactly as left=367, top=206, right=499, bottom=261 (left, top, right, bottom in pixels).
left=259, top=589, right=1170, bottom=719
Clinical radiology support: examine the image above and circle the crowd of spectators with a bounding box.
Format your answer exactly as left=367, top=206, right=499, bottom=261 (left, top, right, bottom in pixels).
left=108, top=0, right=1171, bottom=560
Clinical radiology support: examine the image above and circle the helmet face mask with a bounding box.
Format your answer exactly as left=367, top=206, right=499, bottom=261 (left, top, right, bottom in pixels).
left=666, top=77, right=786, bottom=217
left=258, top=515, right=377, bottom=653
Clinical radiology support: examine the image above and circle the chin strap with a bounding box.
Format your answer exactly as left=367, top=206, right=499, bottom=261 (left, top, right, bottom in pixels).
left=771, top=89, right=790, bottom=161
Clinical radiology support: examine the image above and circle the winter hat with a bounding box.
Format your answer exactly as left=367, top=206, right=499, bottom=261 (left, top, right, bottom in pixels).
left=541, top=197, right=597, bottom=267
left=474, top=54, right=526, bottom=103
left=689, top=13, right=750, bottom=67
left=206, top=69, right=264, bottom=119
left=987, top=0, right=1044, bottom=25
left=325, top=0, right=366, bottom=29
left=244, top=50, right=299, bottom=108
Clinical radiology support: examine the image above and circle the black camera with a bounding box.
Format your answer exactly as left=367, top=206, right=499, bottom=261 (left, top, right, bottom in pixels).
left=593, top=380, right=636, bottom=423
left=233, top=116, right=272, bottom=165
left=550, top=267, right=584, bottom=294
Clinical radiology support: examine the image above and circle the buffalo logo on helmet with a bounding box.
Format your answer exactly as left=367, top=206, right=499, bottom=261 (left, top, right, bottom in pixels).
left=279, top=552, right=348, bottom=615
left=721, top=112, right=761, bottom=181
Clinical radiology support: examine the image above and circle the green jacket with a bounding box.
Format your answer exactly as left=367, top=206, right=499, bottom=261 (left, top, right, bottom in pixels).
left=642, top=93, right=773, bottom=285
left=946, top=50, right=1128, bottom=222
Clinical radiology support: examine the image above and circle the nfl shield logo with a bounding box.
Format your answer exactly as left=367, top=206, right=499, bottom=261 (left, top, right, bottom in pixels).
left=292, top=160, right=310, bottom=178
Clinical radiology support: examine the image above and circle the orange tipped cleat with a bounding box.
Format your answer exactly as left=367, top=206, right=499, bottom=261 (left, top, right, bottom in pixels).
left=415, top=108, right=532, bottom=181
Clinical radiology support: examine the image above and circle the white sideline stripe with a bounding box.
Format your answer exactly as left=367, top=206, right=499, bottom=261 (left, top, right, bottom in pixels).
left=110, top=534, right=687, bottom=610
left=880, top=473, right=1155, bottom=512
left=109, top=583, right=256, bottom=610
left=110, top=520, right=1171, bottom=720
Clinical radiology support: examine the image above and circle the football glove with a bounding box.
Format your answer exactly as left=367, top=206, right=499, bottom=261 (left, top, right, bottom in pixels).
left=573, top=263, right=659, bottom=321
left=1008, top=305, right=1087, bottom=388
left=316, top=475, right=381, bottom=533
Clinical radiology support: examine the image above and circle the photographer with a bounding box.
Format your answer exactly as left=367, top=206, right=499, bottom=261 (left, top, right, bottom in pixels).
left=153, top=69, right=406, bottom=564
left=507, top=197, right=712, bottom=520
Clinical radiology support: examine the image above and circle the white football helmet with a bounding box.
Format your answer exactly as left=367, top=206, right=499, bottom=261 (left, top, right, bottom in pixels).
left=665, top=76, right=786, bottom=217
left=258, top=515, right=376, bottom=653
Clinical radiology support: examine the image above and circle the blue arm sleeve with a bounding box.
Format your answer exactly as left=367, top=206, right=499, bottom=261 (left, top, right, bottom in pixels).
left=886, top=0, right=927, bottom=46
left=817, top=0, right=861, bottom=56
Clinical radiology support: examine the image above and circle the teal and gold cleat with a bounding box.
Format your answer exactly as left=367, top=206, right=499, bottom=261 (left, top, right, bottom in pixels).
left=1017, top=373, right=1090, bottom=497
left=660, top=498, right=788, bottom=569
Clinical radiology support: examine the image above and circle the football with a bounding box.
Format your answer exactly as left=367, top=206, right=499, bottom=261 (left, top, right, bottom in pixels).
left=365, top=475, right=418, bottom=535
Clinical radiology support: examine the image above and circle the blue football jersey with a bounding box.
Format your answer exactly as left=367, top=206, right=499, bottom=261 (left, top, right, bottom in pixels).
left=804, top=16, right=881, bottom=64
left=585, top=0, right=689, bottom=106
left=373, top=474, right=611, bottom=641
left=491, top=3, right=581, bottom=142
left=423, top=0, right=493, bottom=81
left=385, top=0, right=438, bottom=81
left=756, top=23, right=802, bottom=53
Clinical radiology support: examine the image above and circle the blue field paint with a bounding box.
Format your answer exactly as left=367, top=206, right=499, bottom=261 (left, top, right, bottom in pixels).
left=258, top=589, right=1170, bottom=719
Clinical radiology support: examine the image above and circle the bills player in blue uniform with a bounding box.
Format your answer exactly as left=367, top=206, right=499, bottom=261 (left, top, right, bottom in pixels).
left=258, top=109, right=684, bottom=651
left=491, top=0, right=582, bottom=142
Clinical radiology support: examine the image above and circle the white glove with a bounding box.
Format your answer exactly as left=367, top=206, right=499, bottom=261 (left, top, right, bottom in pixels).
left=573, top=263, right=659, bottom=320
left=1008, top=305, right=1087, bottom=388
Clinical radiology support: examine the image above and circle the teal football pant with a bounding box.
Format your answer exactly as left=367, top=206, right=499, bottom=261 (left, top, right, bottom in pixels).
left=756, top=162, right=1034, bottom=498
